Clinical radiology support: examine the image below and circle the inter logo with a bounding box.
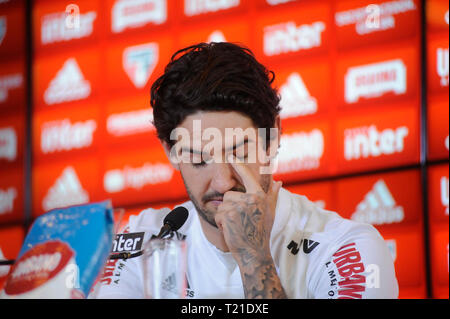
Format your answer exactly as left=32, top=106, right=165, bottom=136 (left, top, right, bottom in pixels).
left=112, top=232, right=144, bottom=253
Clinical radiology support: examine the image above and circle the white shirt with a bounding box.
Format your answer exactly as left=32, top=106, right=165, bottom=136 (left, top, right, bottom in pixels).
left=90, top=188, right=399, bottom=299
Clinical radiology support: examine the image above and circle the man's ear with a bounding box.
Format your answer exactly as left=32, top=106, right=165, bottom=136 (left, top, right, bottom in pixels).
left=162, top=140, right=180, bottom=171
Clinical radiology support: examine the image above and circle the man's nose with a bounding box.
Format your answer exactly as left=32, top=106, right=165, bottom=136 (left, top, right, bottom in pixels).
left=210, top=162, right=237, bottom=194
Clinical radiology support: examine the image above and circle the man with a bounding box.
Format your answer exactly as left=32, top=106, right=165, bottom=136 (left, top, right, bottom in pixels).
left=92, top=42, right=398, bottom=299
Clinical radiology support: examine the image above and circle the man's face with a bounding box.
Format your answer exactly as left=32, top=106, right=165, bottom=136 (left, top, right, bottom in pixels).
left=165, top=111, right=278, bottom=228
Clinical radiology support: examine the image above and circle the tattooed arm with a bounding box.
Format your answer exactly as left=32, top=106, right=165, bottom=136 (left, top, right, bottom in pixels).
left=241, top=258, right=287, bottom=299
left=217, top=195, right=287, bottom=299
left=239, top=249, right=287, bottom=299
left=214, top=155, right=287, bottom=298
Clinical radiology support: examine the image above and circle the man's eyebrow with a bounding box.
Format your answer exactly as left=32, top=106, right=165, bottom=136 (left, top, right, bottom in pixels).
left=180, top=138, right=253, bottom=154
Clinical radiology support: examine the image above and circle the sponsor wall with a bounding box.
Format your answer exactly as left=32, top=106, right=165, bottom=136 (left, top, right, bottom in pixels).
left=425, top=0, right=449, bottom=299
left=0, top=0, right=448, bottom=298
left=0, top=0, right=27, bottom=291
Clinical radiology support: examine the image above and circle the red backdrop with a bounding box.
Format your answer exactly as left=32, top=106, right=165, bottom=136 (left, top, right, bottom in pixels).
left=0, top=0, right=448, bottom=298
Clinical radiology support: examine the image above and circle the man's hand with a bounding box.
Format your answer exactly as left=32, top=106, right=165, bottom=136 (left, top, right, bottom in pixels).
left=215, top=155, right=286, bottom=299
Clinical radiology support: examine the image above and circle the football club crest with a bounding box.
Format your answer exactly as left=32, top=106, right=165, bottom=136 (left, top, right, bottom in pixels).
left=123, top=42, right=159, bottom=89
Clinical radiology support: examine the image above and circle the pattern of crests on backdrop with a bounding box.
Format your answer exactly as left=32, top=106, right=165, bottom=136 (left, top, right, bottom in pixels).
left=0, top=0, right=448, bottom=299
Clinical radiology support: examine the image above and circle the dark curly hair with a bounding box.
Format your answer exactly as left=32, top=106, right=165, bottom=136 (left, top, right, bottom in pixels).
left=150, top=42, right=281, bottom=147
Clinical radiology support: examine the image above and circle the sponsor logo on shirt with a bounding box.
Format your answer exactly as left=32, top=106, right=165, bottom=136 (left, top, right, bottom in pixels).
left=279, top=72, right=317, bottom=119
left=41, top=10, right=96, bottom=44
left=111, top=232, right=144, bottom=253
left=287, top=238, right=320, bottom=255
left=100, top=259, right=124, bottom=286
left=40, top=119, right=97, bottom=154
left=335, top=0, right=417, bottom=35
left=184, top=0, right=240, bottom=17
left=351, top=179, right=404, bottom=225
left=0, top=187, right=17, bottom=215
left=104, top=163, right=174, bottom=193
left=0, top=73, right=23, bottom=103
left=0, top=127, right=17, bottom=161
left=111, top=0, right=167, bottom=33
left=276, top=129, right=324, bottom=173
left=344, top=125, right=409, bottom=160
left=263, top=20, right=326, bottom=57
left=44, top=58, right=91, bottom=105
left=123, top=42, right=159, bottom=89
left=345, top=59, right=406, bottom=104
left=42, top=166, right=89, bottom=212
left=161, top=273, right=178, bottom=294
left=107, top=109, right=154, bottom=137
left=0, top=16, right=6, bottom=45
left=325, top=242, right=366, bottom=299
left=436, top=47, right=449, bottom=87
left=441, top=176, right=449, bottom=215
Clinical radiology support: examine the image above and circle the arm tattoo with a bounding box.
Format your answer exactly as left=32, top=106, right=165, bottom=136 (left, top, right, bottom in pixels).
left=226, top=204, right=287, bottom=299
left=242, top=261, right=288, bottom=299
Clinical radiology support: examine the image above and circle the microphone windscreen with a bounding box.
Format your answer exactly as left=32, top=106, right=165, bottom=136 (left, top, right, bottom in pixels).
left=163, top=206, right=189, bottom=231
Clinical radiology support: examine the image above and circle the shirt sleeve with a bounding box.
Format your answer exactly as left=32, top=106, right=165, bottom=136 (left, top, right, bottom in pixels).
left=311, top=224, right=399, bottom=299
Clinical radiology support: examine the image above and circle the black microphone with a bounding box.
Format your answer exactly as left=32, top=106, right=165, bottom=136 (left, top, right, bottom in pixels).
left=109, top=206, right=189, bottom=260
left=156, top=206, right=189, bottom=239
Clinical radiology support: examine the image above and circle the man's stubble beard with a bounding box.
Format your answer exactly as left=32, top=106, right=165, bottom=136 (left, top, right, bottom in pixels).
left=180, top=171, right=272, bottom=229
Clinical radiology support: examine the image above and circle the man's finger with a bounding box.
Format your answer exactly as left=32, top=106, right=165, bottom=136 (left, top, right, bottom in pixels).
left=227, top=154, right=262, bottom=193
left=215, top=206, right=226, bottom=232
